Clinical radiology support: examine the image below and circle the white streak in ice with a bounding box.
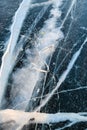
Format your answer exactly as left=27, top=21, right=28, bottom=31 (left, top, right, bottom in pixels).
left=0, top=109, right=87, bottom=130
left=36, top=37, right=87, bottom=111
left=0, top=0, right=31, bottom=108
left=61, top=0, right=77, bottom=28
left=30, top=1, right=53, bottom=8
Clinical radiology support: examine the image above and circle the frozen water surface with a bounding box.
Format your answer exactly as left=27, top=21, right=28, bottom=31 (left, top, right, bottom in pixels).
left=0, top=0, right=87, bottom=129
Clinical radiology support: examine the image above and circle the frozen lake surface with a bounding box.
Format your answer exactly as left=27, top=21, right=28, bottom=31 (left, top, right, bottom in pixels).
left=0, top=0, right=87, bottom=129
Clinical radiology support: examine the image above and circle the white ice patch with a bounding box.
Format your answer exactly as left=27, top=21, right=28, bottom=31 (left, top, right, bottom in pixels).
left=10, top=0, right=64, bottom=110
